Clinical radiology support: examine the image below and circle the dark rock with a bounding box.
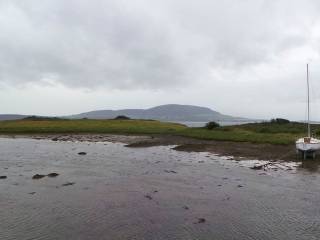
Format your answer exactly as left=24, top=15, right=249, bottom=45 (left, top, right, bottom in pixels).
left=47, top=173, right=59, bottom=177
left=144, top=195, right=153, bottom=200
left=250, top=165, right=263, bottom=170
left=165, top=170, right=177, bottom=174
left=0, top=176, right=7, bottom=179
left=52, top=137, right=59, bottom=141
left=237, top=184, right=244, bottom=188
left=78, top=152, right=87, bottom=155
left=183, top=206, right=189, bottom=210
left=62, top=182, right=75, bottom=186
left=259, top=172, right=267, bottom=175
left=32, top=174, right=46, bottom=179
left=195, top=218, right=206, bottom=224
left=28, top=192, right=36, bottom=195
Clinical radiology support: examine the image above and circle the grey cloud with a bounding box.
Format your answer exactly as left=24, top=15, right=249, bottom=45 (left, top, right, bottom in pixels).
left=0, top=0, right=319, bottom=90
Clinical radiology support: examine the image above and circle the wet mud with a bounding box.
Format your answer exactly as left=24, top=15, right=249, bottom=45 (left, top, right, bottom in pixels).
left=1, top=134, right=300, bottom=161
left=0, top=138, right=320, bottom=239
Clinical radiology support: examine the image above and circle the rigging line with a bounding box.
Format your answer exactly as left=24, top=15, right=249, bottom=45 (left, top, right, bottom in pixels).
left=309, top=65, right=317, bottom=136
left=309, top=64, right=318, bottom=121
left=304, top=65, right=308, bottom=133
left=307, top=63, right=310, bottom=137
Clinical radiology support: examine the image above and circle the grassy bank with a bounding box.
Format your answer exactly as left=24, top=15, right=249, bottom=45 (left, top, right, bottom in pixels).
left=0, top=119, right=186, bottom=134
left=0, top=119, right=314, bottom=145
left=179, top=128, right=297, bottom=145
left=181, top=121, right=309, bottom=145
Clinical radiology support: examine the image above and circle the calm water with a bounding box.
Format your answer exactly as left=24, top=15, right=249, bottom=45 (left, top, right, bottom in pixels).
left=0, top=138, right=320, bottom=240
left=175, top=120, right=261, bottom=127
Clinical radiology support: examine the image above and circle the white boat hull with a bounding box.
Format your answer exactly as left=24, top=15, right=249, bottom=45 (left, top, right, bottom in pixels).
left=296, top=137, right=320, bottom=152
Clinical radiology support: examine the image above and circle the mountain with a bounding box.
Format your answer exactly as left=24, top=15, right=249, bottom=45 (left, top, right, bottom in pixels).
left=0, top=114, right=28, bottom=121
left=0, top=105, right=250, bottom=122
left=69, top=104, right=247, bottom=122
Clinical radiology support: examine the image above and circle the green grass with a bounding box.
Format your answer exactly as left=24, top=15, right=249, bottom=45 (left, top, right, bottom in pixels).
left=0, top=119, right=314, bottom=145
left=230, top=121, right=312, bottom=134
left=0, top=119, right=186, bottom=134
left=179, top=128, right=298, bottom=145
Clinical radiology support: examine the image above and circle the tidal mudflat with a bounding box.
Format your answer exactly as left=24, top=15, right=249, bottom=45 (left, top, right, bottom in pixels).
left=1, top=138, right=320, bottom=240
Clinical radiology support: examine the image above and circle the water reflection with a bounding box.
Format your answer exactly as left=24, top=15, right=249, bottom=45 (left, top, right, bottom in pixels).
left=299, top=159, right=320, bottom=173
left=1, top=138, right=320, bottom=240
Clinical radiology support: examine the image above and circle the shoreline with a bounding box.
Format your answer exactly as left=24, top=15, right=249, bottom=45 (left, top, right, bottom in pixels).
left=1, top=137, right=317, bottom=239
left=0, top=133, right=299, bottom=161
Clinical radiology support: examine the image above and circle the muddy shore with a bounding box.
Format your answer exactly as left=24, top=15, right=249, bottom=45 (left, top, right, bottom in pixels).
left=1, top=137, right=320, bottom=239
left=1, top=134, right=298, bottom=161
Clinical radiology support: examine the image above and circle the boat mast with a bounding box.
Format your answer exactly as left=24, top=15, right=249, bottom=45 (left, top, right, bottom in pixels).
left=307, top=63, right=310, bottom=138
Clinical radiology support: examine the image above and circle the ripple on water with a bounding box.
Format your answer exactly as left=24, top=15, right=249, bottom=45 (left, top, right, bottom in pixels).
left=0, top=138, right=320, bottom=240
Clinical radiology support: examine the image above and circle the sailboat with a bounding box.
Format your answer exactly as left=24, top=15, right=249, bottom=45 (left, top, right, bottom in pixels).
left=296, top=64, right=320, bottom=156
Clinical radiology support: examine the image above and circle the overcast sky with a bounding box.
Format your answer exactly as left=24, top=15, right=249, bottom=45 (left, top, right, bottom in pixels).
left=1, top=0, right=320, bottom=120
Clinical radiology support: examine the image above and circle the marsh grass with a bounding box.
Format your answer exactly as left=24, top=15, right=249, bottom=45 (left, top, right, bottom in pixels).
left=0, top=119, right=186, bottom=134
left=179, top=128, right=298, bottom=145
left=0, top=119, right=315, bottom=145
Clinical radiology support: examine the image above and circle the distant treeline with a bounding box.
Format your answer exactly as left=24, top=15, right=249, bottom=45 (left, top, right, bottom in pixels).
left=22, top=116, right=68, bottom=121
left=270, top=118, right=290, bottom=124
left=23, top=115, right=138, bottom=121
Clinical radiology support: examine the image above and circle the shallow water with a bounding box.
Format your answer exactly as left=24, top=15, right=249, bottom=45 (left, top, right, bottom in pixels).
left=0, top=138, right=320, bottom=240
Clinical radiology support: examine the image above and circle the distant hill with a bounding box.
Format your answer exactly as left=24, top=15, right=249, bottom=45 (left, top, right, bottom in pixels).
left=68, top=104, right=248, bottom=122
left=0, top=114, right=28, bottom=121
left=0, top=115, right=65, bottom=121
left=0, top=105, right=251, bottom=122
